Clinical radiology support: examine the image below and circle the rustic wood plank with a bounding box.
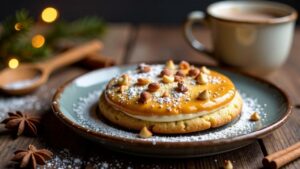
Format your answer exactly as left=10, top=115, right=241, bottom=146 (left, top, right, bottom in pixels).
left=191, top=142, right=264, bottom=169
left=81, top=141, right=263, bottom=169
left=260, top=29, right=300, bottom=169
left=101, top=24, right=133, bottom=65
left=83, top=144, right=189, bottom=169
left=128, top=25, right=216, bottom=65
left=261, top=109, right=300, bottom=169
left=125, top=25, right=265, bottom=169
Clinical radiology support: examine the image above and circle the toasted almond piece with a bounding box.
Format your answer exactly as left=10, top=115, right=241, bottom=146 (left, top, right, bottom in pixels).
left=223, top=160, right=233, bottom=169
left=160, top=68, right=172, bottom=77
left=176, top=70, right=186, bottom=77
left=162, top=75, right=174, bottom=83
left=137, top=64, right=151, bottom=73
left=174, top=75, right=184, bottom=82
left=166, top=60, right=175, bottom=69
left=188, top=68, right=200, bottom=77
left=117, top=85, right=128, bottom=93
left=200, top=66, right=210, bottom=74
left=197, top=90, right=210, bottom=100
left=139, top=126, right=153, bottom=138
left=176, top=82, right=188, bottom=93
left=138, top=91, right=152, bottom=104
left=250, top=112, right=261, bottom=121
left=196, top=73, right=208, bottom=85
left=148, top=83, right=160, bottom=92
left=179, top=60, right=190, bottom=70
left=107, top=78, right=116, bottom=88
left=162, top=91, right=170, bottom=97
left=137, top=78, right=150, bottom=86
left=118, top=74, right=130, bottom=86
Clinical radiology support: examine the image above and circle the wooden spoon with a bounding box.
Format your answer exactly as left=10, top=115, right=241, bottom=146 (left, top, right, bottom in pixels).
left=0, top=40, right=103, bottom=95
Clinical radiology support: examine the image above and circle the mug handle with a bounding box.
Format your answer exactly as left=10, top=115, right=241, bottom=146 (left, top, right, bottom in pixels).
left=184, top=11, right=212, bottom=57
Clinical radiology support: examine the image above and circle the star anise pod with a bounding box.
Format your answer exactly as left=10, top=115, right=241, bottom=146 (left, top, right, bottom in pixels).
left=1, top=111, right=40, bottom=136
left=12, top=144, right=53, bottom=169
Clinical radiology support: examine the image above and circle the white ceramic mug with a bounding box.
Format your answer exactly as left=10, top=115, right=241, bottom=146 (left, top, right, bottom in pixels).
left=184, top=1, right=297, bottom=74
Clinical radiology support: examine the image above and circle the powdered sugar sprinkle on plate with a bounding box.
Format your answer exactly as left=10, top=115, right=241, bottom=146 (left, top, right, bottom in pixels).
left=72, top=89, right=266, bottom=144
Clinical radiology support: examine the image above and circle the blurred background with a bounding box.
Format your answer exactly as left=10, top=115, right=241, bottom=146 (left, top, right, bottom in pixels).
left=0, top=0, right=299, bottom=70
left=2, top=0, right=299, bottom=24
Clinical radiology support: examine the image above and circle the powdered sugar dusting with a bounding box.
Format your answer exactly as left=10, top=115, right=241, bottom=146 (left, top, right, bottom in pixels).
left=39, top=149, right=162, bottom=169
left=3, top=76, right=40, bottom=90
left=71, top=89, right=267, bottom=143
left=38, top=149, right=83, bottom=169
left=0, top=85, right=55, bottom=121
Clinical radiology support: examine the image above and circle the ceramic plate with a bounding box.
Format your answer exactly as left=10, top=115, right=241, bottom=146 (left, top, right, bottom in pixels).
left=52, top=65, right=291, bottom=158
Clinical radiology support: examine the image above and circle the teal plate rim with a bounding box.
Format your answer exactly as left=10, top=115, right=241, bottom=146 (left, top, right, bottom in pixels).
left=52, top=64, right=292, bottom=148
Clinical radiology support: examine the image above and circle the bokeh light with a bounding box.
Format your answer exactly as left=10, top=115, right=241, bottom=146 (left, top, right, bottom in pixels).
left=31, top=34, right=45, bottom=48
left=14, top=23, right=22, bottom=31
left=8, top=58, right=19, bottom=69
left=41, top=7, right=58, bottom=23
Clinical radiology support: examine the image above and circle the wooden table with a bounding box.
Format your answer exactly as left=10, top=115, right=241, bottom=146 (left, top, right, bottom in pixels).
left=0, top=24, right=299, bottom=169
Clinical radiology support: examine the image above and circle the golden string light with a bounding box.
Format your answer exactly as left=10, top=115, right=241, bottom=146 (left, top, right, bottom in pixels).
left=31, top=34, right=45, bottom=48
left=8, top=58, right=19, bottom=69
left=41, top=7, right=58, bottom=23
left=14, top=22, right=22, bottom=31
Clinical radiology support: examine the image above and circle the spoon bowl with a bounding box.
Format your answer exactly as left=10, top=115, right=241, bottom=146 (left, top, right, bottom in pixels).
left=0, top=40, right=103, bottom=95
left=0, top=64, right=48, bottom=95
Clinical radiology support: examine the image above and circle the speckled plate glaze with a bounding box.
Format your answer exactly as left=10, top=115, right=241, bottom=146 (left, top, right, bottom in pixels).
left=52, top=65, right=292, bottom=158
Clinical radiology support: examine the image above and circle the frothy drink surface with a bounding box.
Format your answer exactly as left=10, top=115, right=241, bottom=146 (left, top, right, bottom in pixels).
left=220, top=8, right=282, bottom=22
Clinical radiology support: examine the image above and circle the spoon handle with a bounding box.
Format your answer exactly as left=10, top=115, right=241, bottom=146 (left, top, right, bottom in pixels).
left=41, top=40, right=103, bottom=73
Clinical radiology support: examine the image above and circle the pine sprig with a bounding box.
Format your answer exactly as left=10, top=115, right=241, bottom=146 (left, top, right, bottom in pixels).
left=0, top=9, right=106, bottom=69
left=0, top=9, right=33, bottom=43
left=46, top=17, right=106, bottom=44
left=0, top=9, right=36, bottom=67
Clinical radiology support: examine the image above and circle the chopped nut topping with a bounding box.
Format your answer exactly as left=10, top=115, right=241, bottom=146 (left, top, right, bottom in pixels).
left=137, top=78, right=150, bottom=86
left=139, top=126, right=152, bottom=138
left=188, top=68, right=200, bottom=77
left=137, top=64, right=151, bottom=73
left=160, top=68, right=172, bottom=77
left=162, top=91, right=170, bottom=97
left=176, top=82, right=188, bottom=93
left=176, top=70, right=186, bottom=77
left=148, top=82, right=160, bottom=92
left=117, top=85, right=128, bottom=93
left=107, top=78, right=116, bottom=88
left=179, top=60, right=190, bottom=70
left=166, top=60, right=175, bottom=69
left=138, top=91, right=152, bottom=104
left=250, top=112, right=261, bottom=121
left=196, top=73, right=208, bottom=85
left=162, top=75, right=174, bottom=83
left=197, top=90, right=210, bottom=100
left=223, top=160, right=233, bottom=169
left=174, top=75, right=184, bottom=82
left=200, top=66, right=210, bottom=74
left=117, top=74, right=130, bottom=86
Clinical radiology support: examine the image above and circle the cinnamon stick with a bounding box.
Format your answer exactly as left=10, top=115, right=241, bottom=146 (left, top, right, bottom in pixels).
left=270, top=147, right=300, bottom=169
left=263, top=142, right=300, bottom=169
